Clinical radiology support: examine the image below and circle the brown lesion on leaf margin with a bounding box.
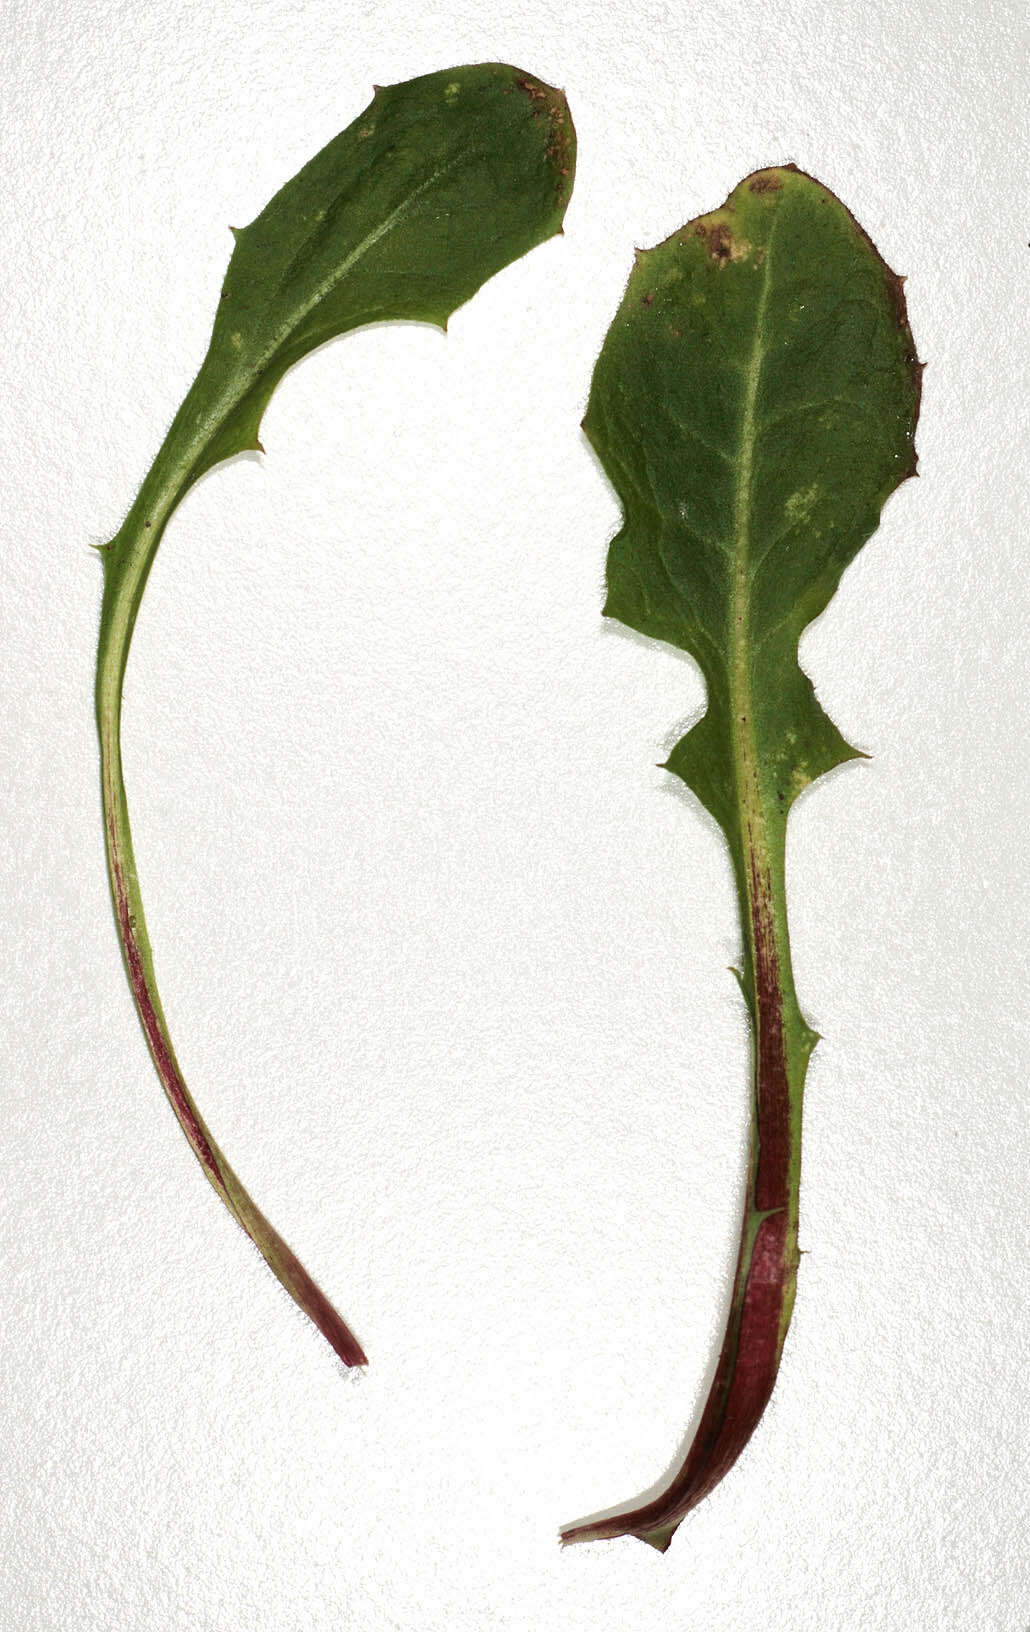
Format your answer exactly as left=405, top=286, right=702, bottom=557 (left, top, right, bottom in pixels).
left=879, top=264, right=925, bottom=475
left=517, top=74, right=574, bottom=196
left=773, top=162, right=924, bottom=477
left=693, top=217, right=752, bottom=266
left=695, top=220, right=733, bottom=263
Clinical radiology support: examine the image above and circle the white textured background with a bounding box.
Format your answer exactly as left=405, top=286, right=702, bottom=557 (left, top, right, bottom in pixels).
left=2, top=1, right=1028, bottom=1627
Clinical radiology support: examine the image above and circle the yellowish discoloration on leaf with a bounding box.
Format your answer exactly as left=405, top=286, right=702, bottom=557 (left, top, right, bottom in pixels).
left=784, top=483, right=820, bottom=525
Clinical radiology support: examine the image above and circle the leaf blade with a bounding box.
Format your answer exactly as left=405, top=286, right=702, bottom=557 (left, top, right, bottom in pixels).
left=564, top=166, right=919, bottom=1548
left=591, top=167, right=918, bottom=814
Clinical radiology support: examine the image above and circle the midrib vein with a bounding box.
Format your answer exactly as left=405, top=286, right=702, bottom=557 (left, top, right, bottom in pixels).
left=103, top=158, right=462, bottom=668
left=203, top=160, right=461, bottom=479
left=729, top=224, right=774, bottom=823
left=725, top=209, right=796, bottom=1282
left=267, top=157, right=459, bottom=360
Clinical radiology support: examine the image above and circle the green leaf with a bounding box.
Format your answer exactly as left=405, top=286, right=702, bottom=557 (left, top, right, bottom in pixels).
left=95, top=64, right=575, bottom=1368
left=561, top=166, right=920, bottom=1549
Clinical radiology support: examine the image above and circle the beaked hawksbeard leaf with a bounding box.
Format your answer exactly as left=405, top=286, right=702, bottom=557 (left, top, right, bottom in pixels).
left=561, top=166, right=920, bottom=1550
left=94, top=65, right=575, bottom=1368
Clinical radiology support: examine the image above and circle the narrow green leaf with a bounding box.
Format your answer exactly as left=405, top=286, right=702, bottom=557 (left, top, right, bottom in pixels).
left=562, top=166, right=920, bottom=1548
left=95, top=64, right=575, bottom=1368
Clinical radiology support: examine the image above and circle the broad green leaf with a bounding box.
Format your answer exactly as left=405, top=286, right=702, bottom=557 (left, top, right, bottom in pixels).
left=95, top=64, right=576, bottom=1367
left=562, top=166, right=920, bottom=1549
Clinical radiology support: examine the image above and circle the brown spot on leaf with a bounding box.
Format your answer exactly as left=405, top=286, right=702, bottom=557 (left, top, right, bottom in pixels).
left=693, top=217, right=749, bottom=265
left=749, top=172, right=782, bottom=194
left=708, top=222, right=733, bottom=263
left=518, top=76, right=575, bottom=205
